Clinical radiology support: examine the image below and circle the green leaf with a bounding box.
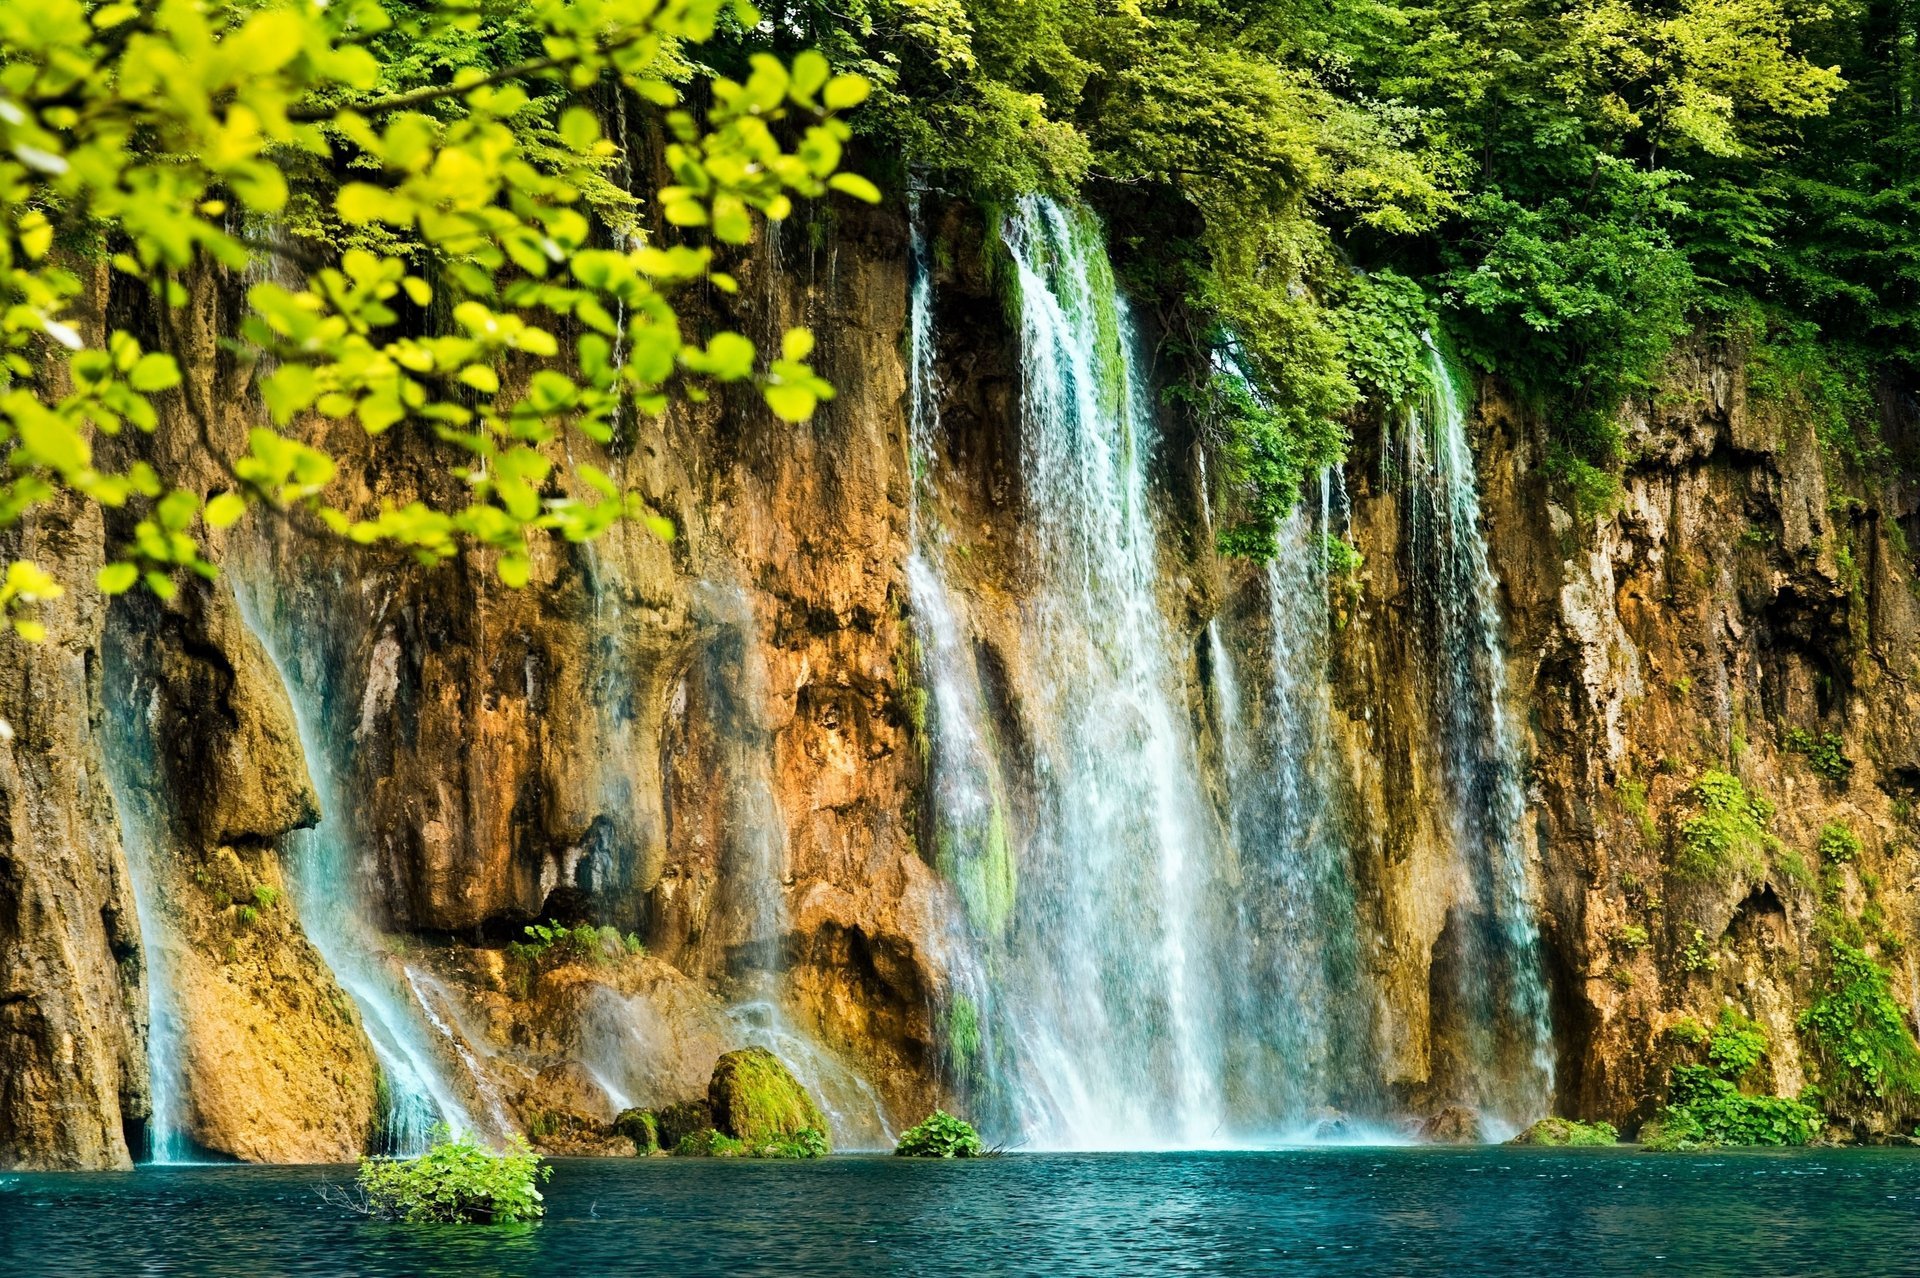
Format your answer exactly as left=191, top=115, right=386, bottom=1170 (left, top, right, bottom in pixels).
left=497, top=554, right=531, bottom=588
left=204, top=492, right=248, bottom=529
left=828, top=173, right=882, bottom=205
left=127, top=353, right=181, bottom=392
left=822, top=74, right=870, bottom=111
left=96, top=562, right=139, bottom=595
left=764, top=383, right=817, bottom=421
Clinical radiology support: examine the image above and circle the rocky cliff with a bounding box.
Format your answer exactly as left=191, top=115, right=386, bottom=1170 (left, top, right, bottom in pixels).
left=5, top=200, right=1919, bottom=1167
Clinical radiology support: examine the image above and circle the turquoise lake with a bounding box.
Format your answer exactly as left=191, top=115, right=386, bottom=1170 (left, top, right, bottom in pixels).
left=4, top=1147, right=1919, bottom=1276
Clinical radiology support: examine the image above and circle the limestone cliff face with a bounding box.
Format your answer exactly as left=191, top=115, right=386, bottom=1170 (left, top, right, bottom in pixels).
left=12, top=197, right=1920, bottom=1166
left=1473, top=354, right=1920, bottom=1136
left=0, top=496, right=146, bottom=1170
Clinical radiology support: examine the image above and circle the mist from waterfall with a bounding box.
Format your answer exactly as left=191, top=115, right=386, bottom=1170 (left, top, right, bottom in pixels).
left=1400, top=337, right=1555, bottom=1129
left=232, top=573, right=476, bottom=1154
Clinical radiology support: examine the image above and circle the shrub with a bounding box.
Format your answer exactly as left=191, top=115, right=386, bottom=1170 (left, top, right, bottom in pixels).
left=895, top=1110, right=986, bottom=1158
left=355, top=1133, right=550, bottom=1224
left=1675, top=771, right=1775, bottom=880
left=507, top=922, right=614, bottom=968
left=1616, top=924, right=1650, bottom=951
left=1817, top=823, right=1863, bottom=864
left=1644, top=1010, right=1823, bottom=1150
left=1799, top=941, right=1920, bottom=1105
left=757, top=1128, right=830, bottom=1159
left=1785, top=729, right=1853, bottom=782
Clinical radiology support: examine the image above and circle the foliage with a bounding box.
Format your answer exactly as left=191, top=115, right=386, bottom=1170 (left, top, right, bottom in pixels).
left=895, top=1109, right=985, bottom=1157
left=1785, top=729, right=1853, bottom=782
left=1799, top=940, right=1920, bottom=1106
left=507, top=921, right=621, bottom=966
left=1678, top=925, right=1720, bottom=973
left=356, top=1131, right=550, bottom=1223
left=0, top=0, right=879, bottom=637
left=1817, top=822, right=1863, bottom=865
left=1675, top=770, right=1776, bottom=880
left=1644, top=1009, right=1823, bottom=1150
left=1616, top=924, right=1649, bottom=951
left=674, top=1127, right=745, bottom=1157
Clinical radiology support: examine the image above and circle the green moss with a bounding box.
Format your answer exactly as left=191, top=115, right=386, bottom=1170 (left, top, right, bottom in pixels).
left=938, top=789, right=1017, bottom=937
left=1675, top=770, right=1776, bottom=880
left=613, top=1108, right=659, bottom=1155
left=1619, top=777, right=1658, bottom=843
left=1509, top=1117, right=1619, bottom=1147
left=674, top=1129, right=746, bottom=1157
left=707, top=1047, right=831, bottom=1155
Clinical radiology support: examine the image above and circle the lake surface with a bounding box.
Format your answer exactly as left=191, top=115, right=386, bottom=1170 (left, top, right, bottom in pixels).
left=4, top=1147, right=1919, bottom=1276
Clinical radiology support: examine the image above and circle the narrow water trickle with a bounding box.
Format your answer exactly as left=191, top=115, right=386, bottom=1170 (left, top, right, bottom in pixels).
left=231, top=574, right=478, bottom=1153
left=98, top=661, right=189, bottom=1163
left=1402, top=337, right=1555, bottom=1130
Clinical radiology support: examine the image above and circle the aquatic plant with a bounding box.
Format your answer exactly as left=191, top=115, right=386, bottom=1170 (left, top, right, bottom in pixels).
left=896, top=1110, right=986, bottom=1158
left=352, top=1132, right=550, bottom=1224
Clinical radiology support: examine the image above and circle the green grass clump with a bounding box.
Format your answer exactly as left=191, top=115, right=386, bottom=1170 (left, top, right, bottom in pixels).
left=895, top=1110, right=986, bottom=1158
left=355, top=1132, right=550, bottom=1224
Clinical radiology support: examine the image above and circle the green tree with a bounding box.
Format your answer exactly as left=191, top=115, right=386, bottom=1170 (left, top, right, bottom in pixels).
left=0, top=0, right=877, bottom=638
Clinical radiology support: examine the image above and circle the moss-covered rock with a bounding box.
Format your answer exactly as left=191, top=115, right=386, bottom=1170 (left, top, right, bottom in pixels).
left=675, top=1128, right=746, bottom=1157
left=613, top=1108, right=660, bottom=1155
left=1508, top=1117, right=1619, bottom=1147
left=707, top=1047, right=831, bottom=1154
left=654, top=1098, right=715, bottom=1151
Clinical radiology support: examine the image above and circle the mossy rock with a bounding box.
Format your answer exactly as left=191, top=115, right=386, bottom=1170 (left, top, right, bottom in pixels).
left=613, top=1107, right=659, bottom=1155
left=654, top=1097, right=714, bottom=1151
left=708, top=1047, right=831, bottom=1154
left=674, top=1128, right=746, bottom=1157
left=1508, top=1117, right=1619, bottom=1147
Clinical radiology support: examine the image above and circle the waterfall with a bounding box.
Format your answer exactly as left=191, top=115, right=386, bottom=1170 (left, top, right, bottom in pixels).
left=1403, top=336, right=1554, bottom=1129
left=98, top=664, right=189, bottom=1163
left=983, top=196, right=1223, bottom=1147
left=231, top=574, right=477, bottom=1153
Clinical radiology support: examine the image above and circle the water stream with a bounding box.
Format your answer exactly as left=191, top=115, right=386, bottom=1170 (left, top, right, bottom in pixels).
left=1400, top=339, right=1556, bottom=1129
left=232, top=572, right=477, bottom=1153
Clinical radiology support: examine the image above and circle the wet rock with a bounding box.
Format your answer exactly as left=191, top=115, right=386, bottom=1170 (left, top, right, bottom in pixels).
left=1419, top=1106, right=1485, bottom=1144
left=654, top=1097, right=715, bottom=1151
left=613, top=1108, right=660, bottom=1154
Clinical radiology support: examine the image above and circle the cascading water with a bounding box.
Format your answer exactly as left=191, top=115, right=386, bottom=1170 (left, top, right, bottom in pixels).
left=692, top=580, right=896, bottom=1150
left=973, top=196, right=1225, bottom=1147
left=231, top=573, right=476, bottom=1153
left=1401, top=337, right=1555, bottom=1129
left=97, top=664, right=189, bottom=1162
